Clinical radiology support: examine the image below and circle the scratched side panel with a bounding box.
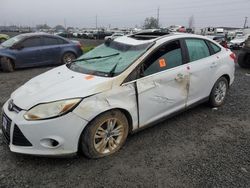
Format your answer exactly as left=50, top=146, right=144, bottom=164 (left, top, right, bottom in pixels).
left=136, top=65, right=189, bottom=127
left=73, top=83, right=138, bottom=130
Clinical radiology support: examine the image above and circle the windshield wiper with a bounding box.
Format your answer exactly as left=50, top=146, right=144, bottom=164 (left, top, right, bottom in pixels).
left=107, top=57, right=123, bottom=77
left=73, top=53, right=120, bottom=62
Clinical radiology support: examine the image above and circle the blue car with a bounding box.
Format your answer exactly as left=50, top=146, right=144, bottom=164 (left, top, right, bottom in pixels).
left=0, top=33, right=83, bottom=72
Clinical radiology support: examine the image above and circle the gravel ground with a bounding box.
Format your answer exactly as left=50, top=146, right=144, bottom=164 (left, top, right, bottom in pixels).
left=0, top=63, right=250, bottom=188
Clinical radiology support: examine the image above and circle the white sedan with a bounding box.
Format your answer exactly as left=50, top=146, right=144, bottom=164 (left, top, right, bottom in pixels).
left=2, top=32, right=235, bottom=158
left=104, top=33, right=124, bottom=41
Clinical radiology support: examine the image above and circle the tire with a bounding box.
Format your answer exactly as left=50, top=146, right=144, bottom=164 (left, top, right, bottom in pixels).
left=238, top=51, right=250, bottom=68
left=61, top=52, right=76, bottom=64
left=80, top=110, right=129, bottom=159
left=209, top=77, right=229, bottom=107
left=1, top=57, right=14, bottom=72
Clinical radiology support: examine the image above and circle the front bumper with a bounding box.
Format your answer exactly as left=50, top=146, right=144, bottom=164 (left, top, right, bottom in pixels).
left=1, top=100, right=88, bottom=156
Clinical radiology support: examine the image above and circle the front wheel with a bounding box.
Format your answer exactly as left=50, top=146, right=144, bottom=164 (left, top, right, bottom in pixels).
left=61, top=52, right=76, bottom=64
left=209, top=77, right=229, bottom=107
left=1, top=57, right=14, bottom=72
left=80, top=110, right=129, bottom=158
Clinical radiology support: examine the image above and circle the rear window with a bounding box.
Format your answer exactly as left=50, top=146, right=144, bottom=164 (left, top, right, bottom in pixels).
left=22, top=37, right=41, bottom=48
left=185, top=39, right=210, bottom=62
left=209, top=41, right=221, bottom=54
left=43, top=37, right=59, bottom=46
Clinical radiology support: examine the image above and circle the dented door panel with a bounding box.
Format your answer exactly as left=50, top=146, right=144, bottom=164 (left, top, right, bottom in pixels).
left=137, top=65, right=189, bottom=127
left=187, top=55, right=218, bottom=105
left=73, top=82, right=139, bottom=130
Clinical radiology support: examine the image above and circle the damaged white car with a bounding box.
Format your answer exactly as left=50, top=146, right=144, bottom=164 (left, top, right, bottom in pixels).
left=2, top=32, right=235, bottom=158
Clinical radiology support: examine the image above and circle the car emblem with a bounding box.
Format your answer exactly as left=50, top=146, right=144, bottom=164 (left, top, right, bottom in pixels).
left=8, top=99, right=14, bottom=111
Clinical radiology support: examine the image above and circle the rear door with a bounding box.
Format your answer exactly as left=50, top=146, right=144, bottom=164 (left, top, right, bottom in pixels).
left=184, top=38, right=218, bottom=105
left=135, top=40, right=190, bottom=127
left=40, top=36, right=65, bottom=64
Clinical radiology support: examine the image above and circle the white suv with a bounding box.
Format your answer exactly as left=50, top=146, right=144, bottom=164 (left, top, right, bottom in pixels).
left=2, top=32, right=235, bottom=158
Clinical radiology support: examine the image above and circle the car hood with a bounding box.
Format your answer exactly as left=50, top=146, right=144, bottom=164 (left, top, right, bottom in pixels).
left=230, top=38, right=245, bottom=44
left=11, top=65, right=113, bottom=110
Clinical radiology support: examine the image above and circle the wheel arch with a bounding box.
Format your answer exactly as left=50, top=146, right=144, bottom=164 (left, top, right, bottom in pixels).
left=221, top=74, right=230, bottom=85
left=77, top=107, right=133, bottom=154
left=0, top=55, right=16, bottom=67
left=83, top=107, right=133, bottom=134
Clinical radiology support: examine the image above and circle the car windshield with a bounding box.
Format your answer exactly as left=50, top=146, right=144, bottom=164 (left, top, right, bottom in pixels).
left=67, top=40, right=153, bottom=77
left=1, top=35, right=25, bottom=48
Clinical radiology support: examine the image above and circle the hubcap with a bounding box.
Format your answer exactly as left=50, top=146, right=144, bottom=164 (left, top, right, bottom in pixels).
left=214, top=81, right=227, bottom=104
left=64, top=53, right=75, bottom=64
left=94, top=118, right=124, bottom=154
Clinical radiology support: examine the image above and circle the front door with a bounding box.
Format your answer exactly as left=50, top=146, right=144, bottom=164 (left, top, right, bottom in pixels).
left=136, top=40, right=189, bottom=127
left=16, top=37, right=44, bottom=67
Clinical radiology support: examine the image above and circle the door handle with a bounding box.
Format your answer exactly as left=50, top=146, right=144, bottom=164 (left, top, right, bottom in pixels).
left=175, top=73, right=185, bottom=82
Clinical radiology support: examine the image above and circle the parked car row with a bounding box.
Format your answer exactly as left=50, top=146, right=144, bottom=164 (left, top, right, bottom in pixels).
left=56, top=30, right=114, bottom=40
left=0, top=33, right=83, bottom=72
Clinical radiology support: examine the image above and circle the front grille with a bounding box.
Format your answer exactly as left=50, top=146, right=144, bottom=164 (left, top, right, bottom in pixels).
left=8, top=100, right=22, bottom=113
left=1, top=113, right=11, bottom=145
left=12, top=125, right=32, bottom=146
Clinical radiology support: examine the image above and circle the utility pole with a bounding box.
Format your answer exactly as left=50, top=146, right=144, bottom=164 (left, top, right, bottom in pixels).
left=243, top=17, right=248, bottom=28
left=64, top=18, right=67, bottom=29
left=157, top=7, right=160, bottom=27
left=95, top=15, right=98, bottom=29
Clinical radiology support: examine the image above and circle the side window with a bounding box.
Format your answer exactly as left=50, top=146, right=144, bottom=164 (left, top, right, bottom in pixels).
left=21, top=37, right=41, bottom=48
left=185, top=39, right=210, bottom=62
left=43, top=37, right=59, bottom=46
left=142, top=40, right=183, bottom=77
left=209, top=41, right=221, bottom=54
left=57, top=38, right=68, bottom=44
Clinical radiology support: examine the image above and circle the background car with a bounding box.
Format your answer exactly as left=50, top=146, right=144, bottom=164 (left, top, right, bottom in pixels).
left=238, top=36, right=250, bottom=68
left=104, top=33, right=124, bottom=41
left=208, top=35, right=228, bottom=48
left=0, top=34, right=10, bottom=43
left=228, top=34, right=250, bottom=49
left=0, top=33, right=83, bottom=72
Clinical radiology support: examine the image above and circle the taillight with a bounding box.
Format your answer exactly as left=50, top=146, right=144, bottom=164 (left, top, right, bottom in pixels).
left=77, top=43, right=82, bottom=48
left=230, top=52, right=237, bottom=63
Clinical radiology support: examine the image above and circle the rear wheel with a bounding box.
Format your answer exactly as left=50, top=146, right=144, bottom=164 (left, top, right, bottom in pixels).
left=61, top=52, right=76, bottom=64
left=80, top=110, right=129, bottom=158
left=1, top=57, right=14, bottom=72
left=209, top=77, right=228, bottom=107
left=238, top=51, right=250, bottom=68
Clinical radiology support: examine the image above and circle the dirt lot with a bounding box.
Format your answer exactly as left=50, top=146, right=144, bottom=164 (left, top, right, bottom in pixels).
left=0, top=63, right=250, bottom=188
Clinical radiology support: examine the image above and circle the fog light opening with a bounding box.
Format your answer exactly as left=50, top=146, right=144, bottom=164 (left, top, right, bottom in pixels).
left=40, top=138, right=60, bottom=148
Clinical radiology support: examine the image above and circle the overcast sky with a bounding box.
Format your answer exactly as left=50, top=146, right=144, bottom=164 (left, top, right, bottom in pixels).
left=1, top=0, right=249, bottom=28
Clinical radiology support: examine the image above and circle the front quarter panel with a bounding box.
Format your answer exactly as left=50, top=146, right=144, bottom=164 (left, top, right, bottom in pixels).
left=73, top=83, right=138, bottom=131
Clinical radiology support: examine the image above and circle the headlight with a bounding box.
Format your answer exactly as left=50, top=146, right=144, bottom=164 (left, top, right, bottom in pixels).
left=24, top=98, right=82, bottom=120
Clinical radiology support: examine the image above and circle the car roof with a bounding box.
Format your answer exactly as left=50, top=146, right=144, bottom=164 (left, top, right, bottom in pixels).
left=17, top=32, right=69, bottom=41
left=114, top=32, right=213, bottom=46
